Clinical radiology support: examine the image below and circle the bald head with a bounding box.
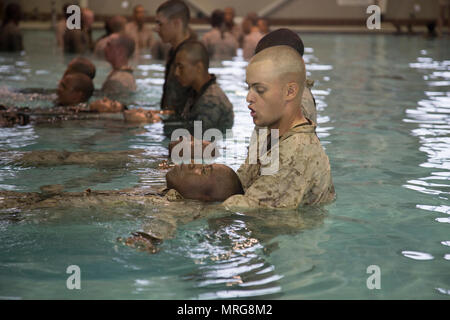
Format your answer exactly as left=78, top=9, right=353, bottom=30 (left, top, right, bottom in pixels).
left=246, top=46, right=307, bottom=128
left=166, top=164, right=244, bottom=202
left=250, top=45, right=306, bottom=93
left=65, top=57, right=96, bottom=79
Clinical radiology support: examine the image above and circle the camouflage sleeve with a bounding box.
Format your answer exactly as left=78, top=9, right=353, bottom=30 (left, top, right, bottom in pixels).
left=191, top=95, right=224, bottom=131
left=223, top=139, right=310, bottom=210
left=236, top=155, right=254, bottom=191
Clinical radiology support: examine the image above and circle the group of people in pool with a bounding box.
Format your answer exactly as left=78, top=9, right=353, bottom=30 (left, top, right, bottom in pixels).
left=0, top=1, right=335, bottom=249
left=0, top=2, right=270, bottom=58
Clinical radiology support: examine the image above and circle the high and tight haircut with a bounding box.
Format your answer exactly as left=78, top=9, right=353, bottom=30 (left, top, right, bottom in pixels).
left=64, top=73, right=94, bottom=102
left=177, top=40, right=209, bottom=70
left=157, top=0, right=190, bottom=28
left=66, top=57, right=96, bottom=79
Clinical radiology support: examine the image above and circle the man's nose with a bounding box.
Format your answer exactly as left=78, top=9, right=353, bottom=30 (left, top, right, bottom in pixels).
left=246, top=90, right=255, bottom=104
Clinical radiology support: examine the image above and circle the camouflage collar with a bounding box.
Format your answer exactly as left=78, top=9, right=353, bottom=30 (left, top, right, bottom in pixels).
left=281, top=118, right=316, bottom=141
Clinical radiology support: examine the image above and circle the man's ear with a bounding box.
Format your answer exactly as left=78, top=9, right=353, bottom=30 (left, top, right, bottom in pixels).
left=172, top=17, right=183, bottom=31
left=285, top=82, right=299, bottom=101
left=195, top=61, right=205, bottom=74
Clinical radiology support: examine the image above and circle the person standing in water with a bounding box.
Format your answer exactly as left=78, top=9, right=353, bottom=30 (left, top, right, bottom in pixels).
left=154, top=0, right=197, bottom=116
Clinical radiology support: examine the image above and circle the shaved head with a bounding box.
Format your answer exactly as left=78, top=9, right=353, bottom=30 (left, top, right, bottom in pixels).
left=249, top=45, right=306, bottom=94
left=246, top=46, right=307, bottom=129
left=177, top=40, right=209, bottom=69
left=65, top=57, right=96, bottom=79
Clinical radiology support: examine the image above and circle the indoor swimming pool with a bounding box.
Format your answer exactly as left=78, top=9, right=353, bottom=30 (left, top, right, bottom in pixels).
left=0, top=30, right=449, bottom=299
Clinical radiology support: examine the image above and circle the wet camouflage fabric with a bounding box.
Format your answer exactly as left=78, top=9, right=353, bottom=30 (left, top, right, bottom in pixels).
left=303, top=79, right=317, bottom=124
left=223, top=121, right=335, bottom=209
left=102, top=67, right=136, bottom=94
left=0, top=188, right=184, bottom=211
left=182, top=78, right=234, bottom=132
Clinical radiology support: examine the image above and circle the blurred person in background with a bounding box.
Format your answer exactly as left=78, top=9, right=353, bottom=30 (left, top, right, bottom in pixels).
left=242, top=13, right=263, bottom=60
left=202, top=9, right=238, bottom=60
left=94, top=15, right=127, bottom=58
left=0, top=2, right=23, bottom=52
left=223, top=6, right=242, bottom=47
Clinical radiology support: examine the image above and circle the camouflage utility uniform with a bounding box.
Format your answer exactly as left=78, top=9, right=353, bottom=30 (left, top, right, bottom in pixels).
left=181, top=75, right=234, bottom=132
left=223, top=120, right=335, bottom=209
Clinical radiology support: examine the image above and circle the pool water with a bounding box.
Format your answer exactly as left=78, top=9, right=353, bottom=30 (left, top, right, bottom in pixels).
left=0, top=30, right=449, bottom=299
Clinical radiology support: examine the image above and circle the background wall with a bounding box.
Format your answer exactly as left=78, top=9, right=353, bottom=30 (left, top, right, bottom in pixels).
left=3, top=0, right=442, bottom=22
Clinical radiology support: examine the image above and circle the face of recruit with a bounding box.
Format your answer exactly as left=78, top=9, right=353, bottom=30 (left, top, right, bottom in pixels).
left=166, top=163, right=239, bottom=202
left=245, top=59, right=286, bottom=129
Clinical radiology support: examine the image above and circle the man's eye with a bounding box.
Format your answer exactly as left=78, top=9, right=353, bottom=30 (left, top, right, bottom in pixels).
left=256, top=87, right=265, bottom=94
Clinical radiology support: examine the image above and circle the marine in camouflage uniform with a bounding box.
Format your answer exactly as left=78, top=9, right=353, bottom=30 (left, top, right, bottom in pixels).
left=223, top=119, right=335, bottom=210
left=161, top=35, right=197, bottom=115
left=181, top=74, right=234, bottom=133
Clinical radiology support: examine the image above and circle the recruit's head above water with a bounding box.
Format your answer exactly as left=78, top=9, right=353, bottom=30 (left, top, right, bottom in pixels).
left=57, top=73, right=94, bottom=106
left=174, top=41, right=209, bottom=90
left=104, top=33, right=135, bottom=67
left=89, top=97, right=124, bottom=113
left=154, top=0, right=190, bottom=45
left=166, top=163, right=243, bottom=202
left=246, top=45, right=306, bottom=131
left=63, top=57, right=96, bottom=79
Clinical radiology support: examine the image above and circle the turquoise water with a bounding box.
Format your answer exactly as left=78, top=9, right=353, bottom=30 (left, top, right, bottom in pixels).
left=0, top=30, right=449, bottom=299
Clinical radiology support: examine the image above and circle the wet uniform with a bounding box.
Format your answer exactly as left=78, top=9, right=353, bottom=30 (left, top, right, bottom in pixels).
left=181, top=75, right=234, bottom=132
left=223, top=120, right=335, bottom=209
left=0, top=188, right=184, bottom=211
